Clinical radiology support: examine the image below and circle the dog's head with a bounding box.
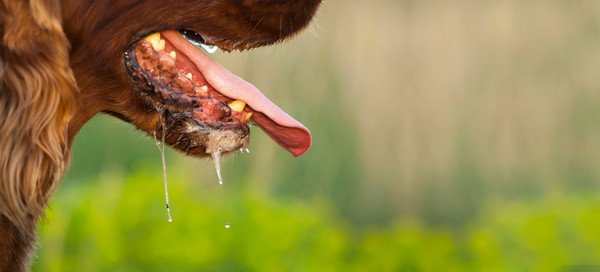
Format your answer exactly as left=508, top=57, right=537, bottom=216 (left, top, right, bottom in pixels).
left=66, top=0, right=320, bottom=158
left=0, top=0, right=320, bottom=233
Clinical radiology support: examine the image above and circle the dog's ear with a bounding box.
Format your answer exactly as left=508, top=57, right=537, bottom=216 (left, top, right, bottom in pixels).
left=0, top=0, right=77, bottom=232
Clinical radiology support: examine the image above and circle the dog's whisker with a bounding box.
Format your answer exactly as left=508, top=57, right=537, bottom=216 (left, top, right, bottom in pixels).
left=174, top=134, right=185, bottom=146
left=184, top=140, right=193, bottom=153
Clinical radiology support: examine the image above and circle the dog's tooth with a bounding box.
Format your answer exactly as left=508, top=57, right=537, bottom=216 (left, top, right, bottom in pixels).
left=228, top=100, right=246, bottom=112
left=193, top=86, right=205, bottom=95
left=144, top=32, right=160, bottom=42
left=245, top=112, right=253, bottom=121
left=186, top=73, right=193, bottom=80
left=144, top=33, right=161, bottom=50
left=169, top=51, right=176, bottom=60
left=200, top=86, right=208, bottom=92
left=176, top=74, right=194, bottom=92
left=156, top=39, right=166, bottom=51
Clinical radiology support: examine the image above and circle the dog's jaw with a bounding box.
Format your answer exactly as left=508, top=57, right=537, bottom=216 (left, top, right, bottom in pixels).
left=61, top=0, right=322, bottom=147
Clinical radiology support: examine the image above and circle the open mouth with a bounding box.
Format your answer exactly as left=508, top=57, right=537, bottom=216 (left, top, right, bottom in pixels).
left=124, top=30, right=311, bottom=157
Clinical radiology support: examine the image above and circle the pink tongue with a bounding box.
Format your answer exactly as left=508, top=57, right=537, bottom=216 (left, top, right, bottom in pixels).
left=162, top=31, right=312, bottom=157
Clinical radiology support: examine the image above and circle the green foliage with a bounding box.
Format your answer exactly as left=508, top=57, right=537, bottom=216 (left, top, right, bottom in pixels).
left=33, top=170, right=600, bottom=271
left=467, top=196, right=600, bottom=271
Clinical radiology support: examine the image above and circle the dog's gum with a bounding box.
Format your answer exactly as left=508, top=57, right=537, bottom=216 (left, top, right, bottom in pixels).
left=157, top=54, right=175, bottom=70
left=133, top=38, right=249, bottom=126
left=175, top=73, right=194, bottom=93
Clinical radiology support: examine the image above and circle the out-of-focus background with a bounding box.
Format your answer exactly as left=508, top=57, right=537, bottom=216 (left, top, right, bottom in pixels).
left=33, top=0, right=600, bottom=271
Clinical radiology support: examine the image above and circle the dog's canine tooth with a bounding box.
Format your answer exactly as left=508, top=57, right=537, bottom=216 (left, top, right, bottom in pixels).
left=157, top=39, right=166, bottom=51
left=144, top=33, right=161, bottom=50
left=186, top=73, right=193, bottom=80
left=228, top=100, right=246, bottom=112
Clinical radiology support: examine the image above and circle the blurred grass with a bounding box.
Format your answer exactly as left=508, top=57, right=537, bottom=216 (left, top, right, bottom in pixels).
left=34, top=0, right=600, bottom=270
left=34, top=169, right=600, bottom=271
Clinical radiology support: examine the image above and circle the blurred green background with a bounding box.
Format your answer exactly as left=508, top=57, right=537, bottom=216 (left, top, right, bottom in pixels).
left=33, top=0, right=600, bottom=271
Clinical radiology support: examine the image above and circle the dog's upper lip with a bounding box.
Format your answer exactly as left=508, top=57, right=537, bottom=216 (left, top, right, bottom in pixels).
left=178, top=29, right=219, bottom=53
left=162, top=30, right=312, bottom=157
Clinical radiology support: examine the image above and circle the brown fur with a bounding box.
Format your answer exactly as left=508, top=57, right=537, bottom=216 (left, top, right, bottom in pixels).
left=0, top=0, right=320, bottom=270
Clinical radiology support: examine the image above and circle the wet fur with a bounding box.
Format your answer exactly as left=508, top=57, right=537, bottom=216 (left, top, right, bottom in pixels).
left=0, top=0, right=320, bottom=270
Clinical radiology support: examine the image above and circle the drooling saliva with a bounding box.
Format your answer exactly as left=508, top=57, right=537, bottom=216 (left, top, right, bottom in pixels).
left=211, top=151, right=223, bottom=185
left=131, top=32, right=270, bottom=227
left=154, top=106, right=173, bottom=223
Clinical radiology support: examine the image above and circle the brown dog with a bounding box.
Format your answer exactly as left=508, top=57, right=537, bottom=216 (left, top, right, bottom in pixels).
left=0, top=0, right=320, bottom=270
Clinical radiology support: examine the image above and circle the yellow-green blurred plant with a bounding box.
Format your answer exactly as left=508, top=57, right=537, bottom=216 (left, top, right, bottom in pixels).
left=33, top=169, right=600, bottom=271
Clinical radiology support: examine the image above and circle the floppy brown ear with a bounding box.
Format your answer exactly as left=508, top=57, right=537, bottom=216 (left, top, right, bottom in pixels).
left=0, top=0, right=77, bottom=233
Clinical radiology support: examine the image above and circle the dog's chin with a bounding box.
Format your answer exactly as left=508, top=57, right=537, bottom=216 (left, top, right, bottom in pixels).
left=150, top=110, right=250, bottom=158
left=124, top=30, right=251, bottom=157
